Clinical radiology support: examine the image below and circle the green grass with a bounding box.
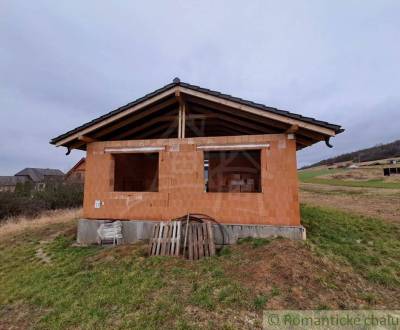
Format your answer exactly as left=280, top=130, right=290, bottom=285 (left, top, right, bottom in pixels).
left=237, top=237, right=271, bottom=248
left=301, top=204, right=400, bottom=287
left=0, top=226, right=254, bottom=329
left=298, top=169, right=341, bottom=181
left=1, top=206, right=400, bottom=327
left=299, top=169, right=400, bottom=189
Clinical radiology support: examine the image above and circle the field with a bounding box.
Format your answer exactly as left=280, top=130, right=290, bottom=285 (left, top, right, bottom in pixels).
left=1, top=203, right=400, bottom=329
left=299, top=168, right=400, bottom=189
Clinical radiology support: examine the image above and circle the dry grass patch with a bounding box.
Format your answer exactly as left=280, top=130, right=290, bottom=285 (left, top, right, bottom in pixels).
left=300, top=183, right=400, bottom=223
left=0, top=208, right=81, bottom=238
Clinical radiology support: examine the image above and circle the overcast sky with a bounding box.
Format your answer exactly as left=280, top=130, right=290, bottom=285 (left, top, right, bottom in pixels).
left=1, top=1, right=399, bottom=174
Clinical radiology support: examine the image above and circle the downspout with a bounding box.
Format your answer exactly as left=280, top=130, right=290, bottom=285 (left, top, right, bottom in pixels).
left=325, top=137, right=333, bottom=148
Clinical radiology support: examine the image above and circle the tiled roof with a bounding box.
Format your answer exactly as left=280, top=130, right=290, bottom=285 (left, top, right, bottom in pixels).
left=14, top=168, right=64, bottom=182
left=0, top=176, right=28, bottom=186
left=51, top=79, right=343, bottom=144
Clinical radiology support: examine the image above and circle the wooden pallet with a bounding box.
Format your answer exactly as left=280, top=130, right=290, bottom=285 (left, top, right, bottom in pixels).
left=148, top=221, right=216, bottom=259
left=148, top=221, right=181, bottom=256
left=184, top=222, right=216, bottom=260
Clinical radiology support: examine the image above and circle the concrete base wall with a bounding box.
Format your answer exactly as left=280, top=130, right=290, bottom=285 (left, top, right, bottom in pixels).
left=77, top=219, right=306, bottom=245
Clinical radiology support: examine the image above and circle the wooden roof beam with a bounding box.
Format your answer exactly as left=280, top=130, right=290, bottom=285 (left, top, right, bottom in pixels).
left=185, top=96, right=289, bottom=131
left=55, top=88, right=177, bottom=146
left=112, top=108, right=178, bottom=140
left=136, top=121, right=178, bottom=140
left=286, top=124, right=299, bottom=133
left=78, top=135, right=98, bottom=143
left=93, top=97, right=177, bottom=139
left=191, top=105, right=277, bottom=134
left=179, top=87, right=336, bottom=136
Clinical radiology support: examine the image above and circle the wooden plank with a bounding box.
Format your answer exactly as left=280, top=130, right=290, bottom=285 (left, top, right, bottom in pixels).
left=160, top=223, right=169, bottom=256
left=148, top=223, right=157, bottom=255
left=193, top=224, right=198, bottom=260
left=286, top=124, right=299, bottom=133
left=78, top=135, right=98, bottom=143
left=197, top=223, right=204, bottom=258
left=183, top=215, right=190, bottom=258
left=182, top=103, right=186, bottom=138
left=156, top=222, right=164, bottom=256
left=151, top=224, right=160, bottom=256
left=171, top=221, right=177, bottom=256
left=152, top=224, right=158, bottom=256
left=178, top=103, right=182, bottom=138
left=173, top=221, right=181, bottom=256
left=202, top=223, right=209, bottom=257
left=207, top=223, right=216, bottom=256
left=188, top=223, right=193, bottom=260
left=166, top=223, right=172, bottom=255
left=168, top=222, right=174, bottom=255
left=175, top=221, right=181, bottom=256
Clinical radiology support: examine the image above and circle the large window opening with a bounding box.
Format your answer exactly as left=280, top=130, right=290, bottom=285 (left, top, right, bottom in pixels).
left=113, top=153, right=159, bottom=192
left=204, top=150, right=261, bottom=193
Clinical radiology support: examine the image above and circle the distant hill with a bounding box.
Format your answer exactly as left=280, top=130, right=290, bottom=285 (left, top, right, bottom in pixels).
left=304, top=139, right=400, bottom=169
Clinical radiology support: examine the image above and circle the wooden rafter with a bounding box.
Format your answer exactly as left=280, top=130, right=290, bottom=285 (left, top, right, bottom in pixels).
left=286, top=124, right=299, bottom=133
left=185, top=96, right=289, bottom=130
left=78, top=135, right=98, bottom=143
left=112, top=108, right=178, bottom=140
left=136, top=121, right=178, bottom=140
left=178, top=86, right=336, bottom=136
left=94, top=97, right=177, bottom=139
left=190, top=105, right=277, bottom=134
left=54, top=88, right=176, bottom=146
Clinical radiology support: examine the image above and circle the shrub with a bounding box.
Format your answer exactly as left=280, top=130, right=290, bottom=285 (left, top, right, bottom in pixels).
left=0, top=182, right=83, bottom=221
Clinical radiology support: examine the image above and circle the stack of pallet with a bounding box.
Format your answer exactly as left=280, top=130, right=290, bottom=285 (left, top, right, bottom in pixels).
left=148, top=219, right=216, bottom=260
left=148, top=221, right=181, bottom=256
left=182, top=222, right=215, bottom=260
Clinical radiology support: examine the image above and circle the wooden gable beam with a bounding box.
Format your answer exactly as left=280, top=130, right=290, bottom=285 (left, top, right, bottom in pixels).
left=286, top=124, right=299, bottom=133
left=175, top=90, right=187, bottom=138
left=78, top=135, right=98, bottom=143
left=178, top=86, right=336, bottom=136
left=191, top=105, right=278, bottom=134
left=93, top=97, right=177, bottom=139
left=112, top=108, right=178, bottom=140
left=185, top=96, right=289, bottom=131
left=136, top=121, right=178, bottom=140
left=55, top=88, right=177, bottom=146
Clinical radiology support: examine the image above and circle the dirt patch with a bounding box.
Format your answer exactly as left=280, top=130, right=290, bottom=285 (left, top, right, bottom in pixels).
left=0, top=303, right=45, bottom=330
left=225, top=240, right=399, bottom=310
left=300, top=183, right=400, bottom=223
left=35, top=247, right=51, bottom=264
left=183, top=306, right=259, bottom=329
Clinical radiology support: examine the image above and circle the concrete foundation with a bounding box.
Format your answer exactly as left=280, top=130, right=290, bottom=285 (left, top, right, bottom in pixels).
left=77, top=219, right=306, bottom=245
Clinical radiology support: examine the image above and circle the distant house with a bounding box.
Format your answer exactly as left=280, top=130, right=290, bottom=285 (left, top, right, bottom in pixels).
left=0, top=176, right=28, bottom=192
left=0, top=168, right=64, bottom=192
left=65, top=158, right=85, bottom=183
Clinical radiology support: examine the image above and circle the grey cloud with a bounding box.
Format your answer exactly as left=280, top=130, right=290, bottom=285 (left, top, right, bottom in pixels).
left=1, top=0, right=399, bottom=173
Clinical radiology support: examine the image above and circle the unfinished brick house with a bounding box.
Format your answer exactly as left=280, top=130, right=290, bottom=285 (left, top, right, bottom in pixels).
left=65, top=158, right=86, bottom=183
left=51, top=79, right=343, bottom=244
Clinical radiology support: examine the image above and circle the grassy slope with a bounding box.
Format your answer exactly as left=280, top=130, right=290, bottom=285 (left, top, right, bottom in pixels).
left=301, top=205, right=400, bottom=287
left=1, top=206, right=400, bottom=329
left=299, top=169, right=400, bottom=189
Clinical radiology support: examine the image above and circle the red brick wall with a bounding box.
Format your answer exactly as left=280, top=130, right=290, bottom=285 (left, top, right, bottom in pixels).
left=83, top=134, right=300, bottom=226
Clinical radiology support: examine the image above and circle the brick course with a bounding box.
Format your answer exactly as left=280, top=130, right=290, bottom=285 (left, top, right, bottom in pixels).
left=83, top=134, right=300, bottom=226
